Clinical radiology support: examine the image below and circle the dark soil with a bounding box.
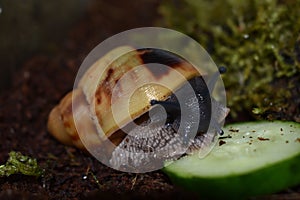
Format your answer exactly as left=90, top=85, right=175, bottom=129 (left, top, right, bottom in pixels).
left=0, top=1, right=181, bottom=199
left=0, top=1, right=299, bottom=199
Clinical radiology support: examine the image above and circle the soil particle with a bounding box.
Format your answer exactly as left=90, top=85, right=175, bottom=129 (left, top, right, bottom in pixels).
left=0, top=1, right=182, bottom=199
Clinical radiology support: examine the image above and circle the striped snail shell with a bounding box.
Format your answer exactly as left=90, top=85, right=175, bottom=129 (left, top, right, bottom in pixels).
left=47, top=46, right=229, bottom=171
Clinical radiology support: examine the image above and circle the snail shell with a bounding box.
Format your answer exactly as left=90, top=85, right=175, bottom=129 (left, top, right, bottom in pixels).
left=47, top=46, right=229, bottom=169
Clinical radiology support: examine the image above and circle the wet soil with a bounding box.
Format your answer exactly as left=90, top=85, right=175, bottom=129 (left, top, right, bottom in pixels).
left=0, top=1, right=299, bottom=199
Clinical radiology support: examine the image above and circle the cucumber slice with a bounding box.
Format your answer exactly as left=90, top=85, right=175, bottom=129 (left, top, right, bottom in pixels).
left=164, top=121, right=300, bottom=199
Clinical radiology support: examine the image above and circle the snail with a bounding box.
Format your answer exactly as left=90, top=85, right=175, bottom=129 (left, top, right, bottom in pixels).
left=47, top=46, right=229, bottom=171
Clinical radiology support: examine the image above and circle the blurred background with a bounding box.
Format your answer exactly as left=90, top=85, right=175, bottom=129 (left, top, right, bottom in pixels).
left=1, top=0, right=299, bottom=121
left=0, top=0, right=300, bottom=199
left=0, top=0, right=86, bottom=91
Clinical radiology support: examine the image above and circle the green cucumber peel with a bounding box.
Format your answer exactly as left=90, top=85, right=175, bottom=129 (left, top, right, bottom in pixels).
left=164, top=121, right=300, bottom=199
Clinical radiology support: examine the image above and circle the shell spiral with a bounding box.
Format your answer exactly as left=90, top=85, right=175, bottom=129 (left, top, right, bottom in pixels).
left=47, top=46, right=229, bottom=169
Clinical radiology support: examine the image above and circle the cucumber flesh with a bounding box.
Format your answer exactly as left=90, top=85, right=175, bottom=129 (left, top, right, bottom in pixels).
left=164, top=121, right=300, bottom=199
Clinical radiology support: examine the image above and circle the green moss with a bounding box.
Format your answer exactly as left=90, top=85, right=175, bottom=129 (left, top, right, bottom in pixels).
left=158, top=0, right=300, bottom=120
left=0, top=151, right=43, bottom=177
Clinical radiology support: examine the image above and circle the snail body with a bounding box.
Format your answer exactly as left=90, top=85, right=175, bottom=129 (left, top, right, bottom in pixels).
left=47, top=46, right=229, bottom=170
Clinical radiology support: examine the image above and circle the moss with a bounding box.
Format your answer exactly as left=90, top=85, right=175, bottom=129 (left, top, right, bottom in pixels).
left=0, top=151, right=43, bottom=177
left=158, top=0, right=300, bottom=120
